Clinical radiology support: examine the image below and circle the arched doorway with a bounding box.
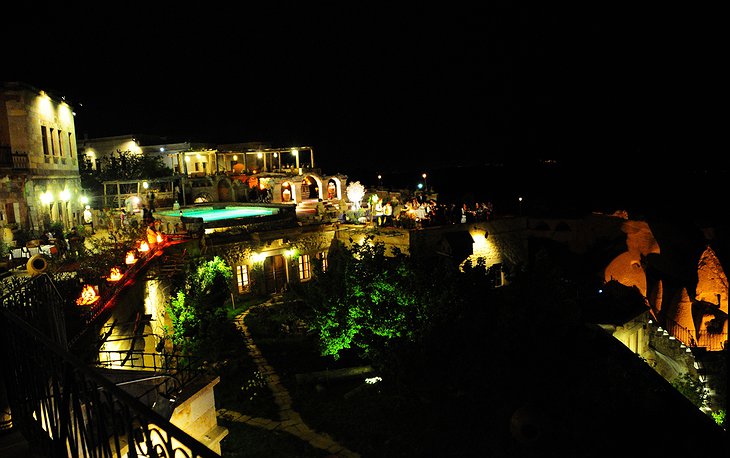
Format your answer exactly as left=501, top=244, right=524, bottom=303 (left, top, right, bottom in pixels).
left=263, top=255, right=287, bottom=293
left=300, top=175, right=322, bottom=201
left=217, top=179, right=232, bottom=202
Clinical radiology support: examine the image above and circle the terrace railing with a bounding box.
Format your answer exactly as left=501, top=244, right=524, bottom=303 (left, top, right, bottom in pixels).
left=0, top=275, right=218, bottom=457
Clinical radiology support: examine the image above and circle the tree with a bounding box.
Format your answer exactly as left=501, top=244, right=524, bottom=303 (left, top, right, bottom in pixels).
left=300, top=237, right=466, bottom=369
left=164, top=256, right=235, bottom=357
left=81, top=149, right=173, bottom=202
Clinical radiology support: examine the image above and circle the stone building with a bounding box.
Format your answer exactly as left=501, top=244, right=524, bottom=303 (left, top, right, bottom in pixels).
left=1, top=82, right=82, bottom=241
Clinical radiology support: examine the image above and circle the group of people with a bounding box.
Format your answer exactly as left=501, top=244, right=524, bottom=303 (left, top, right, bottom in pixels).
left=344, top=196, right=494, bottom=229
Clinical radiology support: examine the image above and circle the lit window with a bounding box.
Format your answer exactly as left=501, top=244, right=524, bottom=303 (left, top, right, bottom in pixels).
left=236, top=265, right=250, bottom=293
left=316, top=251, right=328, bottom=272
left=298, top=254, right=311, bottom=281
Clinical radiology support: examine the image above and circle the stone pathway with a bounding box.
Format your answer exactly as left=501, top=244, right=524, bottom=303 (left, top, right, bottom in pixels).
left=217, top=300, right=360, bottom=458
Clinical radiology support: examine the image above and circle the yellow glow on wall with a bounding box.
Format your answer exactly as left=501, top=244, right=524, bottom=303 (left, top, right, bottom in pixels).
left=123, top=140, right=141, bottom=154
left=461, top=227, right=502, bottom=271
left=58, top=103, right=73, bottom=126
left=36, top=93, right=54, bottom=119
left=251, top=252, right=266, bottom=263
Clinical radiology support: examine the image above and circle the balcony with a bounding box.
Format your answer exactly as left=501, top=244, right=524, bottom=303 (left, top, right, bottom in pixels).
left=0, top=147, right=29, bottom=171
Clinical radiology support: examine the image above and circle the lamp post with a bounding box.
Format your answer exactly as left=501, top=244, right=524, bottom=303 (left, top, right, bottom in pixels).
left=292, top=149, right=300, bottom=172
left=422, top=173, right=428, bottom=193
left=518, top=196, right=523, bottom=216
left=378, top=174, right=382, bottom=188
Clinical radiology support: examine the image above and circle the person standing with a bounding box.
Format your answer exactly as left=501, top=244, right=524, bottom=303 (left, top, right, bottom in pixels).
left=383, top=201, right=393, bottom=226
left=83, top=205, right=95, bottom=234
left=375, top=198, right=384, bottom=226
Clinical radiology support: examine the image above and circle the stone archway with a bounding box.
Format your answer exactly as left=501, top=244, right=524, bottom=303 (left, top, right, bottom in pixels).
left=300, top=175, right=323, bottom=201
left=217, top=178, right=232, bottom=202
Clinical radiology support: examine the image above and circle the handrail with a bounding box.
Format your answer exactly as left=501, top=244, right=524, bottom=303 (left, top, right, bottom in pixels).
left=0, top=305, right=218, bottom=457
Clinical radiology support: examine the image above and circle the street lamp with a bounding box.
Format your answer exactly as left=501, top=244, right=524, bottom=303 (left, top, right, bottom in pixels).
left=422, top=173, right=428, bottom=192
left=378, top=174, right=382, bottom=188
left=518, top=196, right=523, bottom=216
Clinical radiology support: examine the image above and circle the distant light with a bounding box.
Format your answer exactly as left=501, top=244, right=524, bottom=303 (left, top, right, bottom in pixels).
left=598, top=289, right=603, bottom=293
left=251, top=252, right=266, bottom=263
left=80, top=196, right=89, bottom=205
left=59, top=189, right=71, bottom=202
left=257, top=152, right=263, bottom=158
left=273, top=152, right=278, bottom=158
left=160, top=147, right=165, bottom=152
left=378, top=174, right=382, bottom=180
left=422, top=173, right=427, bottom=179
left=291, top=149, right=298, bottom=156
left=417, top=183, right=423, bottom=189
left=185, top=156, right=190, bottom=162
left=518, top=197, right=523, bottom=202
left=285, top=249, right=296, bottom=258
left=365, top=376, right=382, bottom=385
left=143, top=181, right=149, bottom=189
left=72, top=112, right=76, bottom=116
left=196, top=153, right=202, bottom=160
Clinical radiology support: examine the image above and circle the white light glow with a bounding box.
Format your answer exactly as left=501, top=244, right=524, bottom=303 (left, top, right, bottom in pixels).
left=59, top=189, right=71, bottom=202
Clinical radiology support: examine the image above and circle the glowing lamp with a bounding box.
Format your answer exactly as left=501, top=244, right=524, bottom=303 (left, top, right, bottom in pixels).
left=40, top=192, right=53, bottom=205
left=125, top=251, right=138, bottom=265
left=251, top=252, right=266, bottom=263
left=108, top=267, right=122, bottom=282
left=156, top=233, right=163, bottom=244
left=76, top=285, right=99, bottom=306
left=139, top=241, right=150, bottom=252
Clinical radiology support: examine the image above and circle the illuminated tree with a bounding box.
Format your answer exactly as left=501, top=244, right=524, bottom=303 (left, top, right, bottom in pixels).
left=346, top=181, right=366, bottom=210
left=165, top=256, right=235, bottom=356
left=300, top=237, right=464, bottom=368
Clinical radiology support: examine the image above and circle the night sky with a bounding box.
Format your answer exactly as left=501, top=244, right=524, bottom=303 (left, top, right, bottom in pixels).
left=2, top=4, right=722, bottom=178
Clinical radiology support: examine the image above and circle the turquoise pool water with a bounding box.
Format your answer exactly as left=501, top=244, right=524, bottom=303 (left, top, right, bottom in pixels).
left=158, top=206, right=276, bottom=222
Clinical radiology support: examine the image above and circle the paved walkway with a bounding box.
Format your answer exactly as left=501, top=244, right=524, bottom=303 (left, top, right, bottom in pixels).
left=217, top=300, right=360, bottom=458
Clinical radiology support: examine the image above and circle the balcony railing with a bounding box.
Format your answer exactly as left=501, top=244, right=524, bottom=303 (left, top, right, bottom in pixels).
left=0, top=147, right=30, bottom=170
left=0, top=275, right=218, bottom=458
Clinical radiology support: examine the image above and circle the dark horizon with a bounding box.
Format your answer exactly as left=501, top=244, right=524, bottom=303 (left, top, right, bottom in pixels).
left=2, top=4, right=721, bottom=176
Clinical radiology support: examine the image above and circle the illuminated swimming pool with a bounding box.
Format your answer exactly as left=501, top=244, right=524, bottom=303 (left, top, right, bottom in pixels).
left=158, top=205, right=278, bottom=222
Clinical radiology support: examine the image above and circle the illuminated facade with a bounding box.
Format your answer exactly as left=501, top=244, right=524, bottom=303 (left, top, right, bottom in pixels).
left=0, top=81, right=82, bottom=236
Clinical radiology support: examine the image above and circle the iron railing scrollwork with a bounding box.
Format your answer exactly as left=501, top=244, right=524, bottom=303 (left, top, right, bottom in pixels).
left=0, top=308, right=219, bottom=457
left=1, top=275, right=218, bottom=457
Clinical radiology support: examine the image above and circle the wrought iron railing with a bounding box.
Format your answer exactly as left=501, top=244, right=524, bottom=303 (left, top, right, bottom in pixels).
left=96, top=350, right=206, bottom=401
left=0, top=273, right=67, bottom=348
left=664, top=318, right=727, bottom=351
left=0, top=307, right=218, bottom=457
left=0, top=274, right=218, bottom=457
